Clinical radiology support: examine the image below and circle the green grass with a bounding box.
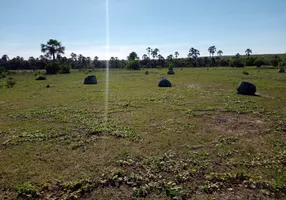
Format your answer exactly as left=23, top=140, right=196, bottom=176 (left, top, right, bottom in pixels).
left=0, top=67, right=285, bottom=199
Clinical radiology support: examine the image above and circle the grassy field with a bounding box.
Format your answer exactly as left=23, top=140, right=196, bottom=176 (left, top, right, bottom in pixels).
left=0, top=67, right=286, bottom=199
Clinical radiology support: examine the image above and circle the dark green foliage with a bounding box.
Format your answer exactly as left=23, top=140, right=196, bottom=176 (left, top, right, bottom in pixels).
left=0, top=67, right=8, bottom=79
left=145, top=71, right=149, bottom=75
left=17, top=183, right=39, bottom=199
left=243, top=71, right=249, bottom=75
left=6, top=77, right=16, bottom=88
left=35, top=76, right=47, bottom=80
left=46, top=62, right=61, bottom=74
left=0, top=67, right=7, bottom=73
left=230, top=58, right=244, bottom=68
left=60, top=64, right=71, bottom=74
left=46, top=62, right=71, bottom=74
left=244, top=57, right=256, bottom=66
left=127, top=52, right=139, bottom=61
left=270, top=55, right=281, bottom=67
left=254, top=58, right=264, bottom=67
left=126, top=60, right=140, bottom=70
left=278, top=60, right=286, bottom=68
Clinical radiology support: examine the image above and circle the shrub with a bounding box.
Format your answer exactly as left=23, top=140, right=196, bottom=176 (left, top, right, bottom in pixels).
left=17, top=183, right=39, bottom=199
left=6, top=77, right=16, bottom=88
left=168, top=64, right=174, bottom=71
left=46, top=62, right=71, bottom=74
left=270, top=55, right=281, bottom=67
left=278, top=60, right=286, bottom=68
left=35, top=76, right=46, bottom=80
left=126, top=60, right=140, bottom=70
left=46, top=62, right=61, bottom=74
left=244, top=57, right=256, bottom=66
left=230, top=59, right=244, bottom=68
left=60, top=64, right=71, bottom=74
left=0, top=67, right=7, bottom=74
left=254, top=58, right=264, bottom=67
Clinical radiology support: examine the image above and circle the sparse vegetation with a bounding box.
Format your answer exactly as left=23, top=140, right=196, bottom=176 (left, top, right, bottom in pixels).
left=0, top=67, right=285, bottom=199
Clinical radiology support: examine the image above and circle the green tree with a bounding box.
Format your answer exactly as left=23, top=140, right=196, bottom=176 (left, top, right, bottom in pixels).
left=146, top=47, right=152, bottom=58
left=93, top=56, right=99, bottom=68
left=188, top=48, right=200, bottom=59
left=127, top=52, right=139, bottom=61
left=167, top=54, right=174, bottom=61
left=235, top=53, right=241, bottom=59
left=1, top=54, right=9, bottom=63
left=41, top=39, right=65, bottom=61
left=217, top=50, right=223, bottom=57
left=174, top=52, right=179, bottom=59
left=126, top=60, right=140, bottom=70
left=208, top=46, right=216, bottom=57
left=245, top=48, right=252, bottom=57
left=151, top=48, right=159, bottom=59
left=142, top=54, right=148, bottom=60
left=70, top=52, right=77, bottom=61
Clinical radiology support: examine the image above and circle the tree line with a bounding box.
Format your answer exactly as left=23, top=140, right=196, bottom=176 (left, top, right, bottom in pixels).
left=0, top=39, right=285, bottom=72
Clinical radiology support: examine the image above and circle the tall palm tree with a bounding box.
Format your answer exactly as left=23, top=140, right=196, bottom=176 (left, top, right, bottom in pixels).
left=174, top=52, right=179, bottom=59
left=41, top=39, right=65, bottom=61
left=208, top=45, right=216, bottom=57
left=146, top=47, right=152, bottom=59
left=151, top=48, right=159, bottom=59
left=167, top=54, right=174, bottom=61
left=142, top=54, right=148, bottom=60
left=217, top=50, right=223, bottom=57
left=245, top=48, right=252, bottom=57
left=188, top=48, right=200, bottom=59
left=70, top=52, right=77, bottom=61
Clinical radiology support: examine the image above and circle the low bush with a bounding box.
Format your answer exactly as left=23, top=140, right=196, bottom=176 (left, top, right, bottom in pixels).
left=6, top=77, right=16, bottom=88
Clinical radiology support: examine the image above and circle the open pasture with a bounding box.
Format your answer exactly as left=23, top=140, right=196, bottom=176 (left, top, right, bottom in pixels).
left=0, top=67, right=286, bottom=199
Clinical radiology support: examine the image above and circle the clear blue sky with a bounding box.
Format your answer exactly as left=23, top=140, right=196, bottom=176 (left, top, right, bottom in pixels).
left=0, top=0, right=285, bottom=60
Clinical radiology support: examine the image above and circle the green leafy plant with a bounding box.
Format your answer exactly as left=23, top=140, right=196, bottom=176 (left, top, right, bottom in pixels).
left=6, top=77, right=16, bottom=88
left=17, top=183, right=40, bottom=199
left=126, top=60, right=140, bottom=70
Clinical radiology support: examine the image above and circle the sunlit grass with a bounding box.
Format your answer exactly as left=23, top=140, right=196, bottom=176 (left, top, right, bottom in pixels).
left=0, top=67, right=285, bottom=199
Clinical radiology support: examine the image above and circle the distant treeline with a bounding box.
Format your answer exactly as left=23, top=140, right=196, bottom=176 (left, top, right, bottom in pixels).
left=1, top=53, right=285, bottom=70
left=1, top=40, right=285, bottom=71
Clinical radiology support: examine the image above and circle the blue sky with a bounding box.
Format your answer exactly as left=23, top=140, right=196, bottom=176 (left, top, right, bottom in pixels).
left=0, top=0, right=285, bottom=60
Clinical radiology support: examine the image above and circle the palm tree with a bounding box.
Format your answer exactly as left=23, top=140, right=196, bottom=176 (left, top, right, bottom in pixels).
left=41, top=39, right=65, bottom=61
left=208, top=46, right=216, bottom=57
left=217, top=50, right=223, bottom=57
left=1, top=54, right=9, bottom=62
left=167, top=54, right=174, bottom=61
left=245, top=48, right=252, bottom=57
left=151, top=48, right=159, bottom=59
left=174, top=52, right=179, bottom=59
left=188, top=48, right=200, bottom=59
left=70, top=52, right=77, bottom=61
left=142, top=54, right=148, bottom=60
left=146, top=47, right=152, bottom=59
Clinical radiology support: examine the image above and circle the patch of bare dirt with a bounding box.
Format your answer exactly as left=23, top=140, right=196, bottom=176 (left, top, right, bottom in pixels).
left=200, top=111, right=265, bottom=136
